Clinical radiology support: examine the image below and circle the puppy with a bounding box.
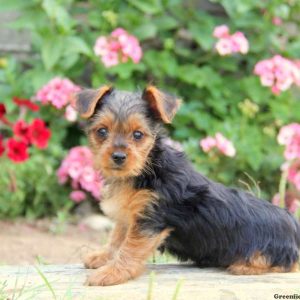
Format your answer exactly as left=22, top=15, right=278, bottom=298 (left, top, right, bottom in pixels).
left=75, top=85, right=300, bottom=286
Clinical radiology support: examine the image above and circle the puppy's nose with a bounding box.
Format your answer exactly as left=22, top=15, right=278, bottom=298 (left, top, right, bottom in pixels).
left=111, top=152, right=127, bottom=165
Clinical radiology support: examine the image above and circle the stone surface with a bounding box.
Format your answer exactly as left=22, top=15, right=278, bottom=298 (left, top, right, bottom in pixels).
left=0, top=264, right=299, bottom=300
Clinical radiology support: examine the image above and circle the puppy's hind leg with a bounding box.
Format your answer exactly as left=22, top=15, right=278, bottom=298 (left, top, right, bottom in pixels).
left=227, top=252, right=290, bottom=275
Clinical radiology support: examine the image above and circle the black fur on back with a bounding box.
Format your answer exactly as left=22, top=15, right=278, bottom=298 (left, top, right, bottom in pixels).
left=135, top=136, right=300, bottom=269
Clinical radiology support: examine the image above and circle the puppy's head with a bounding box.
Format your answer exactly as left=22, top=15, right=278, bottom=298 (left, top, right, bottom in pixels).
left=74, top=85, right=181, bottom=178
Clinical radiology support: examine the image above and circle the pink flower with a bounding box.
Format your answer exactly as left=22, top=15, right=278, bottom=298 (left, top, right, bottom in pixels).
left=111, top=28, right=127, bottom=37
left=272, top=193, right=281, bottom=206
left=65, top=105, right=78, bottom=122
left=215, top=38, right=232, bottom=56
left=200, top=133, right=236, bottom=157
left=36, top=77, right=81, bottom=109
left=94, top=28, right=142, bottom=68
left=70, top=190, right=86, bottom=203
left=117, top=33, right=142, bottom=63
left=200, top=137, right=216, bottom=152
left=57, top=146, right=104, bottom=200
left=278, top=123, right=300, bottom=146
left=230, top=32, right=249, bottom=54
left=213, top=25, right=230, bottom=38
left=215, top=133, right=236, bottom=157
left=94, top=36, right=109, bottom=56
left=272, top=192, right=300, bottom=214
left=213, top=26, right=249, bottom=55
left=287, top=161, right=300, bottom=191
left=277, top=123, right=300, bottom=203
left=277, top=123, right=300, bottom=161
left=102, top=51, right=119, bottom=68
left=68, top=161, right=82, bottom=180
left=254, top=55, right=300, bottom=95
left=272, top=17, right=282, bottom=26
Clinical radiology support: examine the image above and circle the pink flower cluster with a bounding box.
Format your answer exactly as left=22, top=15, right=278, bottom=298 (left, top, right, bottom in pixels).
left=254, top=55, right=300, bottom=95
left=272, top=17, right=282, bottom=26
left=278, top=123, right=300, bottom=161
left=94, top=28, right=142, bottom=67
left=277, top=123, right=300, bottom=192
left=200, top=133, right=236, bottom=157
left=272, top=192, right=299, bottom=214
left=286, top=161, right=300, bottom=191
left=213, top=25, right=249, bottom=56
left=274, top=123, right=300, bottom=214
left=57, top=146, right=104, bottom=202
left=36, top=77, right=80, bottom=121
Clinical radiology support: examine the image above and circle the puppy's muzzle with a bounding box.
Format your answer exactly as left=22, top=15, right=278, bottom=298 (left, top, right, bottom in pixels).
left=111, top=152, right=127, bottom=166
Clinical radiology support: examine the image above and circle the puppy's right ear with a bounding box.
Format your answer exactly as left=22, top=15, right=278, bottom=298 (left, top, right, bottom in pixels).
left=73, top=85, right=113, bottom=119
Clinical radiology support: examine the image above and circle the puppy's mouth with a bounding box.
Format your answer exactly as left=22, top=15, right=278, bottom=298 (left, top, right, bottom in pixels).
left=108, top=163, right=127, bottom=171
left=111, top=166, right=123, bottom=170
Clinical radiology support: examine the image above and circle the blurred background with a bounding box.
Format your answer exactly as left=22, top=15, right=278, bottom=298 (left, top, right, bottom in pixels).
left=0, top=0, right=300, bottom=264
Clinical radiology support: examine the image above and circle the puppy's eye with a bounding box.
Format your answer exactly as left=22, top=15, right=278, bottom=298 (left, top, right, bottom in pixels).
left=97, top=128, right=108, bottom=138
left=133, top=130, right=144, bottom=140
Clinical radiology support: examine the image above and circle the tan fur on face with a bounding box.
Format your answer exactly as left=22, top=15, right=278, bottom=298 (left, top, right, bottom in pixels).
left=228, top=252, right=298, bottom=275
left=88, top=111, right=155, bottom=178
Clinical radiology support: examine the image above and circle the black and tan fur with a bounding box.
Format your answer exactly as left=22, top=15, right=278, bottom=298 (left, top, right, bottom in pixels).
left=74, top=85, right=300, bottom=286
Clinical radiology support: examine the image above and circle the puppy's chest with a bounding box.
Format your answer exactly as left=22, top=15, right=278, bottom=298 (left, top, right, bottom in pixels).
left=100, top=181, right=154, bottom=223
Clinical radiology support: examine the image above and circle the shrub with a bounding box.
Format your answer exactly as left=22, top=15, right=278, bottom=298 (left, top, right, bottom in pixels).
left=0, top=0, right=300, bottom=218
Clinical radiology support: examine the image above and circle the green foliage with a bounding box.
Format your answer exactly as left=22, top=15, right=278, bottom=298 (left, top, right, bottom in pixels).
left=1, top=0, right=300, bottom=218
left=0, top=146, right=71, bottom=219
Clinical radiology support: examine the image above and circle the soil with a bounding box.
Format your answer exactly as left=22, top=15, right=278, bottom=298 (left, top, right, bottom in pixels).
left=0, top=219, right=109, bottom=265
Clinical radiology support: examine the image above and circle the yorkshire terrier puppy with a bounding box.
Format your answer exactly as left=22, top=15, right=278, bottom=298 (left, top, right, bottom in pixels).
left=75, top=85, right=300, bottom=286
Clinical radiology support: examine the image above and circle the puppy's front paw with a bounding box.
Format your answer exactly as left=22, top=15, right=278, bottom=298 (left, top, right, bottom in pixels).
left=86, top=262, right=144, bottom=286
left=83, top=250, right=111, bottom=269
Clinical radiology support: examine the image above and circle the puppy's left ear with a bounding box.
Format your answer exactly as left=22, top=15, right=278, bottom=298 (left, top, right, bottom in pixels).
left=142, top=85, right=181, bottom=124
left=72, top=85, right=113, bottom=119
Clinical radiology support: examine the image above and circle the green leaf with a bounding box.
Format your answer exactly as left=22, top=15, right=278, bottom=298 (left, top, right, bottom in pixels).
left=22, top=67, right=56, bottom=91
left=64, top=36, right=92, bottom=56
left=41, top=36, right=64, bottom=70
left=177, top=65, right=206, bottom=86
left=188, top=19, right=215, bottom=51
left=178, top=65, right=221, bottom=89
left=288, top=40, right=300, bottom=57
left=60, top=53, right=79, bottom=70
left=0, top=0, right=36, bottom=10
left=6, top=10, right=46, bottom=30
left=242, top=76, right=270, bottom=103
left=110, top=62, right=146, bottom=79
left=134, top=23, right=157, bottom=40
left=220, top=0, right=256, bottom=17
left=153, top=16, right=178, bottom=30
left=160, top=53, right=178, bottom=76
left=42, top=0, right=75, bottom=31
left=127, top=0, right=163, bottom=14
